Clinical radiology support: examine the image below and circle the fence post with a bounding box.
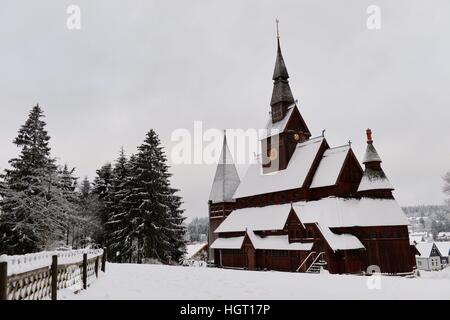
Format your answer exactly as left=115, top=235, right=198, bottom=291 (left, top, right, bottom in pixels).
left=51, top=255, right=58, bottom=300
left=82, top=253, right=87, bottom=290
left=0, top=261, right=7, bottom=300
left=101, top=248, right=107, bottom=273
left=95, top=256, right=99, bottom=278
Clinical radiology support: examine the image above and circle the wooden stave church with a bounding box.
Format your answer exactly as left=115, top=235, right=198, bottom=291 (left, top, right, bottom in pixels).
left=207, top=36, right=417, bottom=275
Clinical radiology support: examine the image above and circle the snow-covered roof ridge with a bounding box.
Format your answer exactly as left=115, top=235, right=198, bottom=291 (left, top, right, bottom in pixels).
left=185, top=243, right=208, bottom=259
left=215, top=196, right=408, bottom=236
left=358, top=169, right=393, bottom=192
left=415, top=242, right=438, bottom=257
left=246, top=230, right=313, bottom=251
left=362, top=129, right=382, bottom=164
left=209, top=131, right=241, bottom=204
left=310, top=144, right=350, bottom=188
left=293, top=197, right=408, bottom=227
left=315, top=223, right=365, bottom=252
left=214, top=203, right=293, bottom=233
left=362, top=143, right=382, bottom=163
left=435, top=242, right=450, bottom=257
left=233, top=137, right=325, bottom=199
left=358, top=129, right=394, bottom=192
left=210, top=236, right=245, bottom=249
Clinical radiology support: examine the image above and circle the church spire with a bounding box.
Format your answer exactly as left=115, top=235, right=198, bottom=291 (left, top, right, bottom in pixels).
left=270, top=20, right=295, bottom=122
left=208, top=130, right=241, bottom=204
left=358, top=129, right=394, bottom=197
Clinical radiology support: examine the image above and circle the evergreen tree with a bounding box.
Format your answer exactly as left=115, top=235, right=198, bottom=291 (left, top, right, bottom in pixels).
left=74, top=177, right=103, bottom=248
left=92, top=163, right=114, bottom=245
left=105, top=148, right=133, bottom=262
left=0, top=105, right=69, bottom=254
left=57, top=164, right=79, bottom=246
left=165, top=189, right=187, bottom=262
left=93, top=163, right=113, bottom=201
left=128, top=130, right=186, bottom=263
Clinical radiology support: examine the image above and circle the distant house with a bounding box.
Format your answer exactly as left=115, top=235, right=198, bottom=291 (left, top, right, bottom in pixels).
left=437, top=232, right=450, bottom=241
left=183, top=243, right=208, bottom=267
left=415, top=243, right=443, bottom=271
left=434, top=242, right=450, bottom=267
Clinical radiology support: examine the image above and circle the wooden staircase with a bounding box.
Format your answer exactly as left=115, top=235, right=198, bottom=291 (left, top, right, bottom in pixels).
left=297, top=251, right=327, bottom=273
left=306, top=258, right=327, bottom=273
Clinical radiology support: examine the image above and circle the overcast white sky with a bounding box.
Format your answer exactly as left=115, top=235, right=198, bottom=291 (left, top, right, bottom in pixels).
left=1, top=1, right=449, bottom=221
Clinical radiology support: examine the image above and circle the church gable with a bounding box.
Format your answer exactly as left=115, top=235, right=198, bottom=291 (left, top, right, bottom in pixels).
left=233, top=137, right=325, bottom=199
left=285, top=106, right=311, bottom=140
left=309, top=145, right=352, bottom=189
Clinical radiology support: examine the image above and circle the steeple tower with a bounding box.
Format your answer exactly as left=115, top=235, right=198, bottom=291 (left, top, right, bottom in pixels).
left=208, top=131, right=240, bottom=204
left=208, top=130, right=241, bottom=263
left=270, top=20, right=295, bottom=123
left=358, top=129, right=394, bottom=198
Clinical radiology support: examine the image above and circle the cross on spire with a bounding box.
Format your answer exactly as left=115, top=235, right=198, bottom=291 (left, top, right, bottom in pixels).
left=276, top=18, right=280, bottom=39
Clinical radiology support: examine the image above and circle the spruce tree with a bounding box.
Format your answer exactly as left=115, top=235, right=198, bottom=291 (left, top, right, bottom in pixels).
left=92, top=163, right=113, bottom=245
left=105, top=148, right=133, bottom=262
left=129, top=130, right=186, bottom=263
left=0, top=104, right=67, bottom=254
left=75, top=177, right=103, bottom=248
left=58, top=164, right=79, bottom=247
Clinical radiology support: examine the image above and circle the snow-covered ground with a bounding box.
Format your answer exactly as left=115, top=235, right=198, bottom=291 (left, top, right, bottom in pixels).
left=60, top=263, right=450, bottom=300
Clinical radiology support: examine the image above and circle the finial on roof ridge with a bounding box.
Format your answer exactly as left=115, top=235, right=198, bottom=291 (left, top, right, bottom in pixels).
left=366, top=128, right=373, bottom=144
left=276, top=18, right=280, bottom=40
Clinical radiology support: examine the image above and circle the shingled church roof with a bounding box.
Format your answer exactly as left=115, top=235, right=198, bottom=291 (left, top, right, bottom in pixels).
left=270, top=39, right=295, bottom=107
left=208, top=131, right=241, bottom=204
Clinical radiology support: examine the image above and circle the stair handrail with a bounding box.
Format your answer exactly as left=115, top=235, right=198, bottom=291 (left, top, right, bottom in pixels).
left=306, top=252, right=325, bottom=273
left=296, top=251, right=316, bottom=272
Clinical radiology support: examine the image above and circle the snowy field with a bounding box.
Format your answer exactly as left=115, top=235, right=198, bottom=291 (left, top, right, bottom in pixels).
left=60, top=263, right=450, bottom=300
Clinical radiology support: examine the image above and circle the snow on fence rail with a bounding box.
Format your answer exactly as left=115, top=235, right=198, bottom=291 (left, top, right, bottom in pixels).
left=0, top=248, right=106, bottom=300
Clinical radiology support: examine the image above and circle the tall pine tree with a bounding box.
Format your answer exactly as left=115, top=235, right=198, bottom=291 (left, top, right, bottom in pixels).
left=92, top=163, right=113, bottom=246
left=0, top=104, right=69, bottom=254
left=57, top=164, right=79, bottom=247
left=128, top=130, right=186, bottom=263
left=105, top=148, right=134, bottom=262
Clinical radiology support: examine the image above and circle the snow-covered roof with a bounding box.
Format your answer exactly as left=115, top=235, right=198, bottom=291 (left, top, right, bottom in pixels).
left=209, top=133, right=241, bottom=204
left=214, top=203, right=292, bottom=233
left=210, top=236, right=245, bottom=249
left=185, top=243, right=207, bottom=259
left=358, top=172, right=393, bottom=192
left=260, top=104, right=295, bottom=140
left=415, top=243, right=437, bottom=257
left=310, top=145, right=350, bottom=188
left=362, top=143, right=381, bottom=164
left=294, top=197, right=409, bottom=228
left=247, top=231, right=313, bottom=251
left=233, top=137, right=324, bottom=199
left=435, top=242, right=450, bottom=257
left=315, top=223, right=365, bottom=252
left=215, top=197, right=408, bottom=239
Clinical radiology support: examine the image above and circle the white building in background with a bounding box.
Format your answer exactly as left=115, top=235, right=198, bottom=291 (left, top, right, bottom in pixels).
left=434, top=242, right=450, bottom=267
left=415, top=243, right=443, bottom=271
left=183, top=243, right=208, bottom=267
left=437, top=232, right=450, bottom=241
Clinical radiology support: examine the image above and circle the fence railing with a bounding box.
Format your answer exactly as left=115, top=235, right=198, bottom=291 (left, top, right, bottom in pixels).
left=0, top=248, right=106, bottom=300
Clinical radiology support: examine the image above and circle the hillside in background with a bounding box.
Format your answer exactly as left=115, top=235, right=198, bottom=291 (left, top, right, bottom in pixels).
left=402, top=205, right=450, bottom=238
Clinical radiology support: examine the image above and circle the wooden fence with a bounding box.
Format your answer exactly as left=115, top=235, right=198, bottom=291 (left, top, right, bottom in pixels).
left=0, top=249, right=106, bottom=300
